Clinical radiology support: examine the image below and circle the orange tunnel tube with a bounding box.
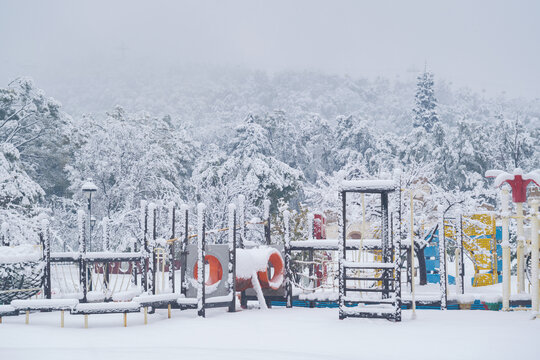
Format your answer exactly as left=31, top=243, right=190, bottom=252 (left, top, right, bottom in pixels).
left=194, top=250, right=285, bottom=291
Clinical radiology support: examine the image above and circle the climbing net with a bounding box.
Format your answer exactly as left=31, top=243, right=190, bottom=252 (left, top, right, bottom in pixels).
left=0, top=261, right=44, bottom=304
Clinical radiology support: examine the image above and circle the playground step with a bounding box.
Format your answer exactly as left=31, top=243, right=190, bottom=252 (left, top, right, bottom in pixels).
left=342, top=305, right=395, bottom=315
left=342, top=260, right=394, bottom=269
left=343, top=296, right=395, bottom=304
left=344, top=288, right=387, bottom=293
left=345, top=276, right=395, bottom=282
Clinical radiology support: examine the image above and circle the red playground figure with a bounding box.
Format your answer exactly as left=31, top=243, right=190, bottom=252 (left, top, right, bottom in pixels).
left=313, top=213, right=326, bottom=239
left=485, top=168, right=540, bottom=203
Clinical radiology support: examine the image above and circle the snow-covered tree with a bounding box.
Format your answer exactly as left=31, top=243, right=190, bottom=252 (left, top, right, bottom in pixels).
left=0, top=78, right=76, bottom=196
left=65, top=107, right=199, bottom=250
left=192, top=116, right=303, bottom=228
left=0, top=143, right=45, bottom=245
left=413, top=71, right=439, bottom=132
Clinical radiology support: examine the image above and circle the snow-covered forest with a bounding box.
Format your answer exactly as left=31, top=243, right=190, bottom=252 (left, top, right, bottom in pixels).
left=1, top=66, right=539, bottom=250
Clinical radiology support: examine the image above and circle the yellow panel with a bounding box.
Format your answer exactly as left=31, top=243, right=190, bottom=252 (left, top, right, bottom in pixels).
left=473, top=273, right=497, bottom=287
left=463, top=214, right=496, bottom=237
left=460, top=213, right=498, bottom=287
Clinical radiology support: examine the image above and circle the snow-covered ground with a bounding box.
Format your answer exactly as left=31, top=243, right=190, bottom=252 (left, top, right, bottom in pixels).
left=0, top=308, right=538, bottom=360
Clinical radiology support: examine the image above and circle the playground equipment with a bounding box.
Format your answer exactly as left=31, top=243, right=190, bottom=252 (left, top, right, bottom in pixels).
left=337, top=180, right=401, bottom=321
left=2, top=170, right=539, bottom=326
left=0, top=198, right=287, bottom=326
left=486, top=168, right=540, bottom=312
left=423, top=214, right=501, bottom=287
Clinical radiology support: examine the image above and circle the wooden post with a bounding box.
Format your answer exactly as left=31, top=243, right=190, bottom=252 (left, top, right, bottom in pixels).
left=338, top=191, right=346, bottom=319
left=459, top=213, right=465, bottom=295
left=25, top=311, right=29, bottom=324
left=0, top=316, right=2, bottom=324
left=41, top=220, right=51, bottom=299
left=238, top=195, right=245, bottom=248
left=284, top=209, right=292, bottom=308
left=141, top=201, right=149, bottom=292
left=439, top=209, right=447, bottom=310
left=516, top=202, right=526, bottom=294
left=180, top=205, right=189, bottom=296
left=263, top=200, right=271, bottom=245
left=228, top=204, right=237, bottom=313
left=144, top=307, right=148, bottom=325
left=381, top=192, right=390, bottom=299
left=123, top=313, right=127, bottom=327
left=78, top=210, right=88, bottom=303
left=168, top=304, right=172, bottom=319
left=169, top=203, right=176, bottom=293
left=103, top=217, right=110, bottom=294
left=197, top=203, right=206, bottom=318
left=530, top=201, right=539, bottom=315
left=501, top=190, right=511, bottom=310
left=150, top=205, right=157, bottom=295
left=60, top=310, right=64, bottom=328
left=84, top=315, right=88, bottom=328
left=409, top=189, right=416, bottom=315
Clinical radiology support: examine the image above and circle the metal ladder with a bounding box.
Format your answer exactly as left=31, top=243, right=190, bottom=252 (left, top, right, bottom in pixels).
left=338, top=181, right=401, bottom=321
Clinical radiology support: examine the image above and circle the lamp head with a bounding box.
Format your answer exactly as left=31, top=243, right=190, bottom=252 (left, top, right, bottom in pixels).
left=82, top=178, right=98, bottom=199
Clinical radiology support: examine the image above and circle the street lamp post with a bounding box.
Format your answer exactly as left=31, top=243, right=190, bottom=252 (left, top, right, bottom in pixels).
left=82, top=179, right=98, bottom=252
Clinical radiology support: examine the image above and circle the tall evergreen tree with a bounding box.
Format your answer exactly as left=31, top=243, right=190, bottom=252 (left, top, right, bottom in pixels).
left=413, top=71, right=439, bottom=132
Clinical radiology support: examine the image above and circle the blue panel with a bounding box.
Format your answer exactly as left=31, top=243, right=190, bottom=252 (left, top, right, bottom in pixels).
left=496, top=226, right=502, bottom=240
left=426, top=273, right=455, bottom=284
left=426, top=258, right=440, bottom=271
left=497, top=260, right=503, bottom=270
left=424, top=246, right=439, bottom=258
left=497, top=245, right=502, bottom=257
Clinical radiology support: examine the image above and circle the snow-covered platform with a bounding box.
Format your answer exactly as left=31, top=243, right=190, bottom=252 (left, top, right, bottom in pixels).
left=0, top=308, right=537, bottom=360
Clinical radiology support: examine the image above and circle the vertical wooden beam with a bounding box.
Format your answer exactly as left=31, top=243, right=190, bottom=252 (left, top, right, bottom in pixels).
left=141, top=201, right=148, bottom=292
left=123, top=312, right=127, bottom=327
left=381, top=192, right=390, bottom=299
left=25, top=310, right=29, bottom=324
left=197, top=203, right=206, bottom=318
left=60, top=310, right=64, bottom=328
left=168, top=304, right=172, bottom=319
left=501, top=190, right=511, bottom=310
left=78, top=210, right=87, bottom=303
left=439, top=210, right=447, bottom=310
left=238, top=195, right=245, bottom=248
left=263, top=199, right=271, bottom=245
left=228, top=204, right=237, bottom=313
left=144, top=307, right=148, bottom=325
left=84, top=314, right=88, bottom=328
left=41, top=219, right=51, bottom=299
left=530, top=201, right=539, bottom=314
left=180, top=205, right=189, bottom=296
left=283, top=210, right=292, bottom=308
left=338, top=190, right=346, bottom=320
left=151, top=205, right=157, bottom=295
left=459, top=213, right=465, bottom=295
left=169, top=203, right=176, bottom=293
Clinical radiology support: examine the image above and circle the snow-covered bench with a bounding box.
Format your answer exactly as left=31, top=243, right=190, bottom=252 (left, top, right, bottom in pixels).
left=71, top=301, right=141, bottom=315
left=70, top=301, right=141, bottom=328
left=11, top=298, right=79, bottom=311
left=10, top=299, right=79, bottom=326
left=0, top=305, right=18, bottom=319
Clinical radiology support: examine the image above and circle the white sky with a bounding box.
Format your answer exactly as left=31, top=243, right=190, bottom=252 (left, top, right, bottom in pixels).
left=1, top=0, right=539, bottom=99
